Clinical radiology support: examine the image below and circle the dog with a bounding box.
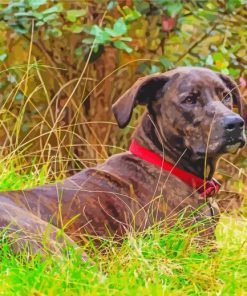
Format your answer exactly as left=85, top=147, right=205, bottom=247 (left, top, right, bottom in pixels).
left=0, top=67, right=246, bottom=254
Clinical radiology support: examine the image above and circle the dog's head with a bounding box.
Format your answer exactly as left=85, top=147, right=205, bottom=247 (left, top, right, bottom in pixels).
left=112, top=67, right=246, bottom=159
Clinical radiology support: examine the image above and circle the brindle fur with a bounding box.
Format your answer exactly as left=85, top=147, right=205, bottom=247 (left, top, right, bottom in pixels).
left=0, top=67, right=246, bottom=253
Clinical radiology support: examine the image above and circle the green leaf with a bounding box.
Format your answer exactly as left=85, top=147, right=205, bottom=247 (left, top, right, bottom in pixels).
left=0, top=53, right=7, bottom=61
left=64, top=24, right=84, bottom=33
left=7, top=74, right=17, bottom=83
left=122, top=7, right=141, bottom=22
left=43, top=13, right=58, bottom=23
left=213, top=52, right=224, bottom=62
left=11, top=24, right=29, bottom=34
left=90, top=25, right=103, bottom=36
left=50, top=28, right=62, bottom=37
left=49, top=20, right=62, bottom=27
left=42, top=3, right=63, bottom=15
left=159, top=57, right=174, bottom=69
left=107, top=1, right=118, bottom=10
left=82, top=38, right=95, bottom=44
left=15, top=91, right=24, bottom=101
left=105, top=28, right=119, bottom=37
left=165, top=3, right=183, bottom=17
left=32, top=12, right=44, bottom=20
left=66, top=9, right=87, bottom=22
left=113, top=40, right=132, bottom=53
left=226, top=0, right=242, bottom=10
left=139, top=63, right=150, bottom=74
left=229, top=68, right=240, bottom=77
left=35, top=21, right=44, bottom=27
left=3, top=2, right=25, bottom=14
left=205, top=55, right=213, bottom=66
left=90, top=26, right=111, bottom=44
left=81, top=25, right=92, bottom=34
left=150, top=65, right=161, bottom=74
left=197, top=9, right=217, bottom=21
left=221, top=68, right=229, bottom=75
left=75, top=47, right=83, bottom=57
left=14, top=12, right=33, bottom=18
left=28, top=0, right=47, bottom=9
left=134, top=1, right=150, bottom=13
left=96, top=31, right=111, bottom=44
left=219, top=46, right=227, bottom=54
left=113, top=18, right=127, bottom=36
left=119, top=37, right=132, bottom=42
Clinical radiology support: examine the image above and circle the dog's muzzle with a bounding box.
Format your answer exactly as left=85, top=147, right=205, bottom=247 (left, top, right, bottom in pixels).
left=223, top=115, right=246, bottom=152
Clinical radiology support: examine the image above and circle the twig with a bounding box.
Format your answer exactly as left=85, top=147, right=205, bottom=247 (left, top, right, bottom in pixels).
left=175, top=23, right=218, bottom=65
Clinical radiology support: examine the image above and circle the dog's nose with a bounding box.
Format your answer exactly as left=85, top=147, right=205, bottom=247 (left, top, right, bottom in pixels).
left=224, top=116, right=244, bottom=132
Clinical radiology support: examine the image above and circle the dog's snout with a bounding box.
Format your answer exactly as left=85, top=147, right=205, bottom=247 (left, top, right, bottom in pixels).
left=223, top=116, right=244, bottom=132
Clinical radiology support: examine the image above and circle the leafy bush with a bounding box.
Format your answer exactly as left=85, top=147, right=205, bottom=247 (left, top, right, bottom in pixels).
left=0, top=0, right=246, bottom=175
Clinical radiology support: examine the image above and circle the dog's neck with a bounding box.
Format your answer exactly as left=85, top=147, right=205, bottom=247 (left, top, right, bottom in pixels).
left=132, top=113, right=217, bottom=180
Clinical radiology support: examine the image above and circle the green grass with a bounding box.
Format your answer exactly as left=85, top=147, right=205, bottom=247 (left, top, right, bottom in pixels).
left=0, top=166, right=247, bottom=296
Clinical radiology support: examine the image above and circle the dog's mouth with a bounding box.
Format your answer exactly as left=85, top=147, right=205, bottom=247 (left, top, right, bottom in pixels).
left=192, top=137, right=246, bottom=159
left=225, top=142, right=242, bottom=153
left=223, top=137, right=246, bottom=154
left=212, top=136, right=246, bottom=155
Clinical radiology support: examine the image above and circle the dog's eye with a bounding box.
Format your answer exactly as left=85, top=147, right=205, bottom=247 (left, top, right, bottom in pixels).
left=182, top=96, right=197, bottom=105
left=222, top=92, right=232, bottom=106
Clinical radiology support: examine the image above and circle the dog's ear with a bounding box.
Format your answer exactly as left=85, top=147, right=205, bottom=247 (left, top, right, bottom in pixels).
left=112, top=74, right=169, bottom=128
left=218, top=73, right=247, bottom=122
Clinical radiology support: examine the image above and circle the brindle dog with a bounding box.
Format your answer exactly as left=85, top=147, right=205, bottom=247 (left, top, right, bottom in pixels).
left=0, top=67, right=246, bottom=254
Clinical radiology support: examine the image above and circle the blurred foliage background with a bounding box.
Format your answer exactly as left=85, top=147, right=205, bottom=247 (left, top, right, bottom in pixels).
left=0, top=0, right=246, bottom=198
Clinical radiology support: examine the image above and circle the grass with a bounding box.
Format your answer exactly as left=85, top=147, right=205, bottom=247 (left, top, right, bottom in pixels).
left=0, top=165, right=247, bottom=296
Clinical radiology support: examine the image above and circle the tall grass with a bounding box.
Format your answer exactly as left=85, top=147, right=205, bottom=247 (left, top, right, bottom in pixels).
left=0, top=165, right=246, bottom=295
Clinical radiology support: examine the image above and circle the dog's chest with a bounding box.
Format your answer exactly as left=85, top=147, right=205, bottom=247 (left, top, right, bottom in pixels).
left=98, top=153, right=218, bottom=227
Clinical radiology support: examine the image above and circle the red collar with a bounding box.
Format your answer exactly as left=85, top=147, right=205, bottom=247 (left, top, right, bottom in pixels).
left=129, top=139, right=221, bottom=198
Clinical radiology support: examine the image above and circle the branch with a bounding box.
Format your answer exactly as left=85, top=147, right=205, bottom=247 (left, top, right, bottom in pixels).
left=175, top=23, right=218, bottom=65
